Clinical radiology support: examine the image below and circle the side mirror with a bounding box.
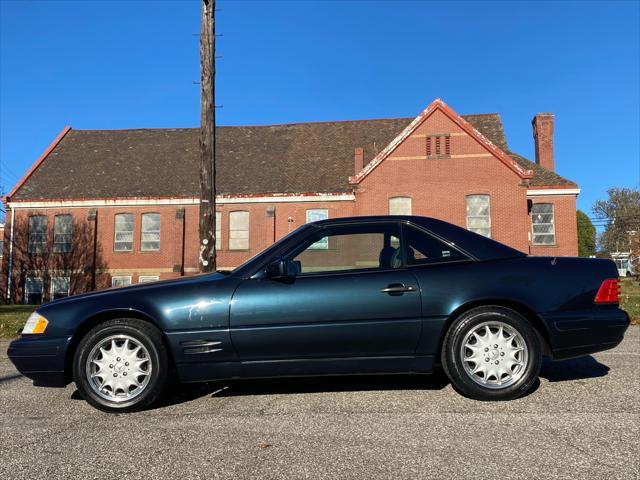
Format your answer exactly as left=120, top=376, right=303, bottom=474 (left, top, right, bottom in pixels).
left=267, top=258, right=298, bottom=281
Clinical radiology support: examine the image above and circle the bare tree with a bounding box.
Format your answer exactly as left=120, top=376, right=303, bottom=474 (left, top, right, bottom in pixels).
left=3, top=214, right=106, bottom=304
left=593, top=187, right=640, bottom=254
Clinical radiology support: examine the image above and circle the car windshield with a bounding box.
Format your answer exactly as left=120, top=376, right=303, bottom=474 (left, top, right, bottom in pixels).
left=231, top=224, right=315, bottom=277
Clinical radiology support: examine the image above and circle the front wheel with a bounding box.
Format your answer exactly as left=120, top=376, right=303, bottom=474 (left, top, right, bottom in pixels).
left=73, top=318, right=169, bottom=412
left=441, top=306, right=542, bottom=401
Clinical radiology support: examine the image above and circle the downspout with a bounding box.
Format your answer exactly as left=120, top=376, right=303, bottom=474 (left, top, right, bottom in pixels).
left=7, top=205, right=15, bottom=302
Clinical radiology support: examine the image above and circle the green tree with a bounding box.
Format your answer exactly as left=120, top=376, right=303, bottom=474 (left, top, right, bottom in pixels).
left=576, top=210, right=596, bottom=257
left=592, top=187, right=640, bottom=254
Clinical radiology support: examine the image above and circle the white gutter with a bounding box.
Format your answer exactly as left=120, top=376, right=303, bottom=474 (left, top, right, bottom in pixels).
left=6, top=193, right=356, bottom=209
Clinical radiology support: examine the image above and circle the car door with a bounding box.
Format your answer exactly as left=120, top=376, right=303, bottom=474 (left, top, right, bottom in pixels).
left=229, top=221, right=422, bottom=363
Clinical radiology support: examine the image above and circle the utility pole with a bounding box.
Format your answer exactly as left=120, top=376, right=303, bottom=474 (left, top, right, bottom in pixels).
left=199, top=0, right=216, bottom=272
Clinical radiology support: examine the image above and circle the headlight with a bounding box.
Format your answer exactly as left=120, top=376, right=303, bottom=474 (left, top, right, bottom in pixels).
left=22, top=312, right=49, bottom=335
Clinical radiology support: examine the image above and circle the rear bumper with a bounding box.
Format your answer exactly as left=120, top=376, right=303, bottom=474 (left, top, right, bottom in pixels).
left=7, top=336, right=72, bottom=387
left=543, top=308, right=630, bottom=360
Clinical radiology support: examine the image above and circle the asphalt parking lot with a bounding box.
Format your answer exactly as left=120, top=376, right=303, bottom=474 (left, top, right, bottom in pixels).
left=0, top=329, right=638, bottom=480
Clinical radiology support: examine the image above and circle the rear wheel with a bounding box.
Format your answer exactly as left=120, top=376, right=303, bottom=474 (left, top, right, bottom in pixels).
left=73, top=318, right=169, bottom=412
left=441, top=306, right=541, bottom=401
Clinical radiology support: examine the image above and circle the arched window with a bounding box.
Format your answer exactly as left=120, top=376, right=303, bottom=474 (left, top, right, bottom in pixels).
left=389, top=197, right=412, bottom=215
left=466, top=195, right=491, bottom=238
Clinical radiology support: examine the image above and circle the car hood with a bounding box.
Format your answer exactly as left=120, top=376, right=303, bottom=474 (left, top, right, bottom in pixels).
left=41, top=272, right=231, bottom=308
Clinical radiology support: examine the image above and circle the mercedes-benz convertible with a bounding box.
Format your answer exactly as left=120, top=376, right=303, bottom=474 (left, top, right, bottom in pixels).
left=8, top=216, right=629, bottom=412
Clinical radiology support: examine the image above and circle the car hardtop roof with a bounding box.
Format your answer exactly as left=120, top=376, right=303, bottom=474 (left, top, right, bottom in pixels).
left=310, top=215, right=526, bottom=262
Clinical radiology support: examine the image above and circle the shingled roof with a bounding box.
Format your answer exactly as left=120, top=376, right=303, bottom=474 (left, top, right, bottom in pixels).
left=9, top=114, right=575, bottom=201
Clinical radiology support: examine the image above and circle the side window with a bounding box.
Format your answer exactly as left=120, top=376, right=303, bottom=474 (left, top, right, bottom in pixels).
left=389, top=197, right=412, bottom=215
left=466, top=195, right=491, bottom=238
left=306, top=209, right=329, bottom=249
left=28, top=215, right=48, bottom=254
left=111, top=276, right=132, bottom=288
left=25, top=277, right=44, bottom=304
left=403, top=225, right=468, bottom=266
left=215, top=211, right=222, bottom=250
left=531, top=203, right=555, bottom=245
left=114, top=213, right=134, bottom=252
left=141, top=213, right=161, bottom=251
left=229, top=211, right=249, bottom=250
left=288, top=223, right=401, bottom=275
left=53, top=214, right=73, bottom=253
left=51, top=277, right=70, bottom=300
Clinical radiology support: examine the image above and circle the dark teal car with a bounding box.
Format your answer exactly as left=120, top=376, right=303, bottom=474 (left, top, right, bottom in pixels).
left=8, top=216, right=629, bottom=412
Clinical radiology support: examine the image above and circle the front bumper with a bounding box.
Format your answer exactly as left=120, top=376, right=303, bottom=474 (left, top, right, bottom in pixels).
left=7, top=335, right=72, bottom=387
left=543, top=307, right=630, bottom=360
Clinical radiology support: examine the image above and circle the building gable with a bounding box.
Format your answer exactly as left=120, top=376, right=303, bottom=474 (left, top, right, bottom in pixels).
left=350, top=99, right=533, bottom=185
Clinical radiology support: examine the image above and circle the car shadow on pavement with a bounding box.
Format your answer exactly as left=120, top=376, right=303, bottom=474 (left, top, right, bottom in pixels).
left=539, top=355, right=609, bottom=382
left=157, top=373, right=451, bottom=408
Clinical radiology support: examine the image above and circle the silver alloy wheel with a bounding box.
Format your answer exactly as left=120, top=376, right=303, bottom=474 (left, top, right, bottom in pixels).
left=85, top=334, right=152, bottom=402
left=460, top=321, right=528, bottom=389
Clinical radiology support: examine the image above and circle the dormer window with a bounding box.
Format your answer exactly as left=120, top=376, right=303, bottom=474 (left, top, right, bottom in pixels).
left=426, top=134, right=451, bottom=158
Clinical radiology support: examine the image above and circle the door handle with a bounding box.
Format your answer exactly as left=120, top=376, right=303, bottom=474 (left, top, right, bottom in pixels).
left=380, top=283, right=418, bottom=295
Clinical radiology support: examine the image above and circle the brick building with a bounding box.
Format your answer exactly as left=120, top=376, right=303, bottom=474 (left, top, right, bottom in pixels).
left=2, top=99, right=579, bottom=303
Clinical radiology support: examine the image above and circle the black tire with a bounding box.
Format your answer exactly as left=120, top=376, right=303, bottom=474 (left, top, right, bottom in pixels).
left=441, top=306, right=541, bottom=401
left=73, top=318, right=170, bottom=413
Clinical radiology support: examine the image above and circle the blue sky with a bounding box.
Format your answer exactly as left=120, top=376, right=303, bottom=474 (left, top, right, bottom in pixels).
left=1, top=0, right=638, bottom=223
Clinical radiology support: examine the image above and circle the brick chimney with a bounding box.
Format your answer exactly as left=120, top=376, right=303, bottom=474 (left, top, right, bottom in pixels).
left=532, top=113, right=554, bottom=172
left=354, top=147, right=364, bottom=174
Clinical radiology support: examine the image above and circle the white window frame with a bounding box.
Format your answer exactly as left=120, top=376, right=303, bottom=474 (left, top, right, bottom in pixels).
left=229, top=211, right=250, bottom=250
left=114, top=213, right=134, bottom=252
left=141, top=213, right=161, bottom=252
left=28, top=215, right=48, bottom=254
left=138, top=275, right=159, bottom=284
left=306, top=209, right=329, bottom=249
left=24, top=276, right=44, bottom=304
left=388, top=197, right=412, bottom=216
left=53, top=214, right=73, bottom=253
left=111, top=275, right=132, bottom=288
left=466, top=195, right=492, bottom=238
left=215, top=211, right=222, bottom=250
left=50, top=276, right=70, bottom=300
left=531, top=203, right=556, bottom=246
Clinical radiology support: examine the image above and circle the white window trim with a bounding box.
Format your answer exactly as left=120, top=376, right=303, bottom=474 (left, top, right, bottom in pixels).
left=141, top=213, right=161, bottom=252
left=24, top=276, right=44, bottom=304
left=114, top=213, right=134, bottom=252
left=111, top=275, right=132, bottom=288
left=50, top=276, right=71, bottom=299
left=306, top=209, right=329, bottom=249
left=531, top=203, right=556, bottom=246
left=138, top=275, right=160, bottom=283
left=466, top=195, right=492, bottom=238
left=388, top=197, right=412, bottom=216
left=229, top=211, right=250, bottom=251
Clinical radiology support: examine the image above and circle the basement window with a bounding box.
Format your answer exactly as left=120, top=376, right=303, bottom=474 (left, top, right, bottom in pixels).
left=141, top=213, right=161, bottom=251
left=25, top=277, right=43, bottom=304
left=28, top=216, right=48, bottom=254
left=389, top=197, right=412, bottom=216
left=51, top=277, right=70, bottom=300
left=111, top=276, right=132, bottom=288
left=531, top=203, right=556, bottom=245
left=114, top=213, right=134, bottom=252
left=53, top=215, right=72, bottom=253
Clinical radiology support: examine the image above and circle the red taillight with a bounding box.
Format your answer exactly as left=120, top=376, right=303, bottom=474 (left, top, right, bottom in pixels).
left=594, top=278, right=620, bottom=304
